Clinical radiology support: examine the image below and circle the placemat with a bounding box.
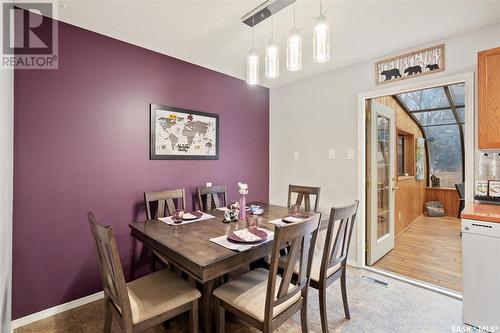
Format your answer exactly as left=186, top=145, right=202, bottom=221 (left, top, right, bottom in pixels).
left=159, top=212, right=214, bottom=226
left=210, top=228, right=274, bottom=252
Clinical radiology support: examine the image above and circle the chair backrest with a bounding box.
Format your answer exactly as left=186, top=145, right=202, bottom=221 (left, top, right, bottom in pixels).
left=265, top=213, right=321, bottom=325
left=455, top=183, right=465, bottom=200
left=319, top=201, right=359, bottom=281
left=144, top=188, right=186, bottom=220
left=287, top=184, right=321, bottom=212
left=196, top=185, right=228, bottom=211
left=87, top=212, right=132, bottom=321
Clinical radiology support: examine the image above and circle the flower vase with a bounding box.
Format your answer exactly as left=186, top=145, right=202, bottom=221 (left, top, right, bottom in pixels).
left=239, top=195, right=246, bottom=220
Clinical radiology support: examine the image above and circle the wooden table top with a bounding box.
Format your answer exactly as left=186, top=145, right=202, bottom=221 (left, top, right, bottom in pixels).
left=462, top=202, right=500, bottom=224
left=129, top=203, right=314, bottom=282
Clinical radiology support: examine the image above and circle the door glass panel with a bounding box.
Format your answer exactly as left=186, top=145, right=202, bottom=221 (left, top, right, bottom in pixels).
left=377, top=116, right=390, bottom=239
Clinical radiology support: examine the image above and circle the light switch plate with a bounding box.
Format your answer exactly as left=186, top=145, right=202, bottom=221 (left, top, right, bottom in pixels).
left=328, top=149, right=336, bottom=160
left=347, top=149, right=355, bottom=160
left=293, top=152, right=299, bottom=160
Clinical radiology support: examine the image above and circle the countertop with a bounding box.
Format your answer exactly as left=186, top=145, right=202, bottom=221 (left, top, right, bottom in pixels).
left=462, top=202, right=500, bottom=223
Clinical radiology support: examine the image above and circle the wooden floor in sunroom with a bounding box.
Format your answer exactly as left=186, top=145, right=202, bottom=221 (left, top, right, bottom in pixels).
left=373, top=215, right=462, bottom=292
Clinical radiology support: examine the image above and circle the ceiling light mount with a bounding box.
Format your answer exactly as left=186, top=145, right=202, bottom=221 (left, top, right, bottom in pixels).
left=241, top=0, right=297, bottom=27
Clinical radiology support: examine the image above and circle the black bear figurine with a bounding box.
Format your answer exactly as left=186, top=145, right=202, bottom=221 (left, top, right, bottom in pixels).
left=380, top=68, right=402, bottom=81
left=426, top=64, right=439, bottom=71
left=404, top=65, right=422, bottom=76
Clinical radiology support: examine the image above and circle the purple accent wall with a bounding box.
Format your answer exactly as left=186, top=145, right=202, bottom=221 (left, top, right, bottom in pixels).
left=13, top=19, right=269, bottom=319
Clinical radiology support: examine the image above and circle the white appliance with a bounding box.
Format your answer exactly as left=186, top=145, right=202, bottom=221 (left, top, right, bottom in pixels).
left=462, top=219, right=500, bottom=332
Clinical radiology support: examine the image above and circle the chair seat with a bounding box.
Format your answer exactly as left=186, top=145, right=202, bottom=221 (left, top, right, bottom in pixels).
left=212, top=268, right=302, bottom=322
left=279, top=251, right=341, bottom=282
left=127, top=269, right=201, bottom=324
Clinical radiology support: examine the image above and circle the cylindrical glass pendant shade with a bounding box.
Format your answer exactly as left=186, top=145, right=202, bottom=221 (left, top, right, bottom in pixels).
left=265, top=40, right=279, bottom=79
left=246, top=49, right=259, bottom=85
left=313, top=14, right=330, bottom=63
left=286, top=29, right=302, bottom=71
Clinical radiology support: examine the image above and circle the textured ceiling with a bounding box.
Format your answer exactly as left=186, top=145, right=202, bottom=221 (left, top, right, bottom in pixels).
left=53, top=0, right=500, bottom=88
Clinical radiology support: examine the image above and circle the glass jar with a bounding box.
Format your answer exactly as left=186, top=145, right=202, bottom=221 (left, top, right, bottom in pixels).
left=476, top=153, right=491, bottom=196
left=490, top=153, right=500, bottom=180
left=246, top=214, right=259, bottom=230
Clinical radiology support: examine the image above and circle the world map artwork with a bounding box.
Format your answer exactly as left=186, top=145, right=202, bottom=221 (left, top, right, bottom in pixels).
left=154, top=108, right=217, bottom=158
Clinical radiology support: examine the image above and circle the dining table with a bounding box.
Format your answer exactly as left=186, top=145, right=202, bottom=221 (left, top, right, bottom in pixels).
left=129, top=202, right=317, bottom=332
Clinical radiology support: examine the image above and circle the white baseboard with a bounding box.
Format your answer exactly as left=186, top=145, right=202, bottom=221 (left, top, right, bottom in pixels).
left=11, top=291, right=103, bottom=331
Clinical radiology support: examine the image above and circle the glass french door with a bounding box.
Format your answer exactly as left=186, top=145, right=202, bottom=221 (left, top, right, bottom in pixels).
left=367, top=101, right=396, bottom=265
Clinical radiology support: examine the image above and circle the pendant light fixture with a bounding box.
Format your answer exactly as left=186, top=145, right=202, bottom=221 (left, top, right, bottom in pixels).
left=313, top=0, right=330, bottom=63
left=286, top=3, right=302, bottom=72
left=265, top=17, right=279, bottom=79
left=246, top=20, right=259, bottom=85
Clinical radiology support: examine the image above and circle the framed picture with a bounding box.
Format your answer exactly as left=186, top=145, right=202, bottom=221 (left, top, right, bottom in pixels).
left=150, top=104, right=219, bottom=160
left=415, top=137, right=425, bottom=180
left=375, top=44, right=445, bottom=85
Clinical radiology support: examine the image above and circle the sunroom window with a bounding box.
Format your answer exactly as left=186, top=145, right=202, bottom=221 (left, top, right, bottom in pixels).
left=396, top=83, right=465, bottom=188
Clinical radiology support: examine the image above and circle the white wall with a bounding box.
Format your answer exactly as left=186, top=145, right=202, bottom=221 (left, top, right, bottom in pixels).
left=270, top=23, right=500, bottom=263
left=0, top=67, right=14, bottom=332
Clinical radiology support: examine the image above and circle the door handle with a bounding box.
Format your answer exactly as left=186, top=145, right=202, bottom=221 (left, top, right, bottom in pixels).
left=391, top=186, right=400, bottom=191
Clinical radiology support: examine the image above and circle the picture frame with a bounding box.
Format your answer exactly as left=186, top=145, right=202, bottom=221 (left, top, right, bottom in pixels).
left=150, top=104, right=219, bottom=160
left=415, top=137, right=425, bottom=180
left=375, top=44, right=445, bottom=85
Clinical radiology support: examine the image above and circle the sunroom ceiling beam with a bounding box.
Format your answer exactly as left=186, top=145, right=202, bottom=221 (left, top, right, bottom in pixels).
left=443, top=85, right=465, bottom=183
left=410, top=105, right=465, bottom=113
left=420, top=122, right=465, bottom=128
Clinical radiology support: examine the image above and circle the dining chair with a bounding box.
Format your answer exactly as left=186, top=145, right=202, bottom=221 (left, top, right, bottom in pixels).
left=144, top=188, right=186, bottom=270
left=213, top=213, right=321, bottom=333
left=313, top=201, right=358, bottom=333
left=280, top=201, right=359, bottom=333
left=287, top=185, right=321, bottom=212
left=197, top=185, right=228, bottom=211
left=144, top=188, right=186, bottom=220
left=87, top=212, right=200, bottom=333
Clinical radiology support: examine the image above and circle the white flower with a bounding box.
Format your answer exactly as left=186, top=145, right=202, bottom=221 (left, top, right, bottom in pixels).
left=238, top=182, right=248, bottom=195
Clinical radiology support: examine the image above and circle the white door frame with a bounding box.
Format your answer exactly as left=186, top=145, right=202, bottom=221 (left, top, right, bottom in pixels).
left=356, top=72, right=475, bottom=272
left=0, top=67, right=14, bottom=333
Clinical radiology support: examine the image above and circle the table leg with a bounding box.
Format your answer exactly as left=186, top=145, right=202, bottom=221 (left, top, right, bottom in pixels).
left=201, top=279, right=216, bottom=333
